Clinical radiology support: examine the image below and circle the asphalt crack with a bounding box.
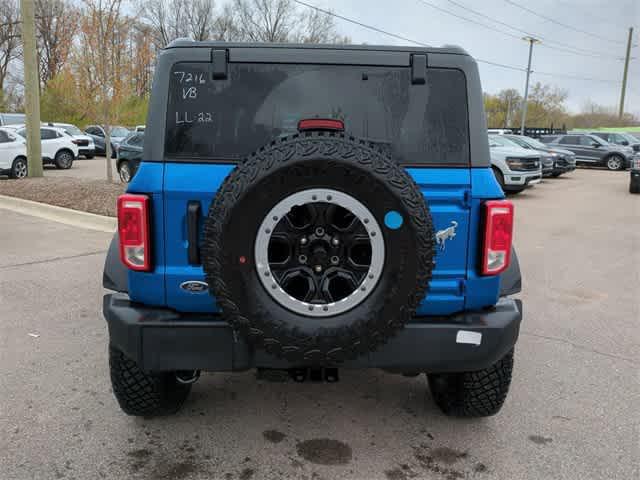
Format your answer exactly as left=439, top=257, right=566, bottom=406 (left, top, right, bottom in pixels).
left=0, top=250, right=107, bottom=271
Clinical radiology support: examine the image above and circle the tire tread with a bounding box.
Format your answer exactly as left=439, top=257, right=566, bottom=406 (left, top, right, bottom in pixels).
left=201, top=132, right=435, bottom=363
left=428, top=349, right=514, bottom=417
left=109, top=346, right=191, bottom=416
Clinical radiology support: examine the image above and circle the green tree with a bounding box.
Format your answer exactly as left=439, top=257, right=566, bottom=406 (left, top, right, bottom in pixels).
left=524, top=82, right=568, bottom=127
left=40, top=69, right=87, bottom=125
left=483, top=89, right=522, bottom=128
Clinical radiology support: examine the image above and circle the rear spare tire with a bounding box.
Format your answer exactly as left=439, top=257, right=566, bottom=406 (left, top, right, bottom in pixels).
left=201, top=133, right=435, bottom=363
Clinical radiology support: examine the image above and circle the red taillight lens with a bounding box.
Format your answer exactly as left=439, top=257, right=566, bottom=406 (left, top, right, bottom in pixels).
left=117, top=194, right=151, bottom=271
left=481, top=200, right=514, bottom=275
left=298, top=118, right=344, bottom=131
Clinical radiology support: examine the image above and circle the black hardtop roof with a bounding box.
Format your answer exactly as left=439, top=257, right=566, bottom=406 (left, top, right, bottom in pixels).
left=165, top=39, right=469, bottom=56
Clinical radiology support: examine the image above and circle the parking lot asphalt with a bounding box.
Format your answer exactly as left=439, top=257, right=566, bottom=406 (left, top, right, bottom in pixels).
left=1, top=169, right=638, bottom=480
left=44, top=155, right=121, bottom=182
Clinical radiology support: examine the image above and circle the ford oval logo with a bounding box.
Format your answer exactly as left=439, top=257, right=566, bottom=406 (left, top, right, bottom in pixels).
left=180, top=281, right=209, bottom=294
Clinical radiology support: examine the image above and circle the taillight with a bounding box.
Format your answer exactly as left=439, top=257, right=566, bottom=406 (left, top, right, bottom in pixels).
left=117, top=194, right=151, bottom=271
left=298, top=118, right=344, bottom=131
left=481, top=200, right=514, bottom=275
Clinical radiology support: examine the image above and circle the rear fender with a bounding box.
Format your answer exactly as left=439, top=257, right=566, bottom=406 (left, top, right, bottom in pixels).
left=499, top=246, right=521, bottom=297
left=103, top=233, right=128, bottom=293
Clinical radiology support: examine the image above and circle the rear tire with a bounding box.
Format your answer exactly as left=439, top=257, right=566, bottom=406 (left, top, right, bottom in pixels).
left=85, top=154, right=94, bottom=159
left=109, top=346, right=191, bottom=416
left=551, top=172, right=561, bottom=178
left=605, top=155, right=624, bottom=171
left=428, top=349, right=514, bottom=417
left=9, top=157, right=28, bottom=179
left=492, top=166, right=505, bottom=190
left=118, top=161, right=132, bottom=183
left=54, top=150, right=74, bottom=169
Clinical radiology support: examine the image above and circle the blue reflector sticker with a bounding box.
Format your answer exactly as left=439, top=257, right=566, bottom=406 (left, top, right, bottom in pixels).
left=384, top=211, right=403, bottom=230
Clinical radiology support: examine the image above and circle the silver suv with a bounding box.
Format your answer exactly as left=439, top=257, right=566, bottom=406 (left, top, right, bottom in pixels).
left=541, top=133, right=633, bottom=171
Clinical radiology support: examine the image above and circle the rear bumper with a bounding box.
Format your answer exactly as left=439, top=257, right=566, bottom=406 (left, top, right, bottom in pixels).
left=79, top=148, right=95, bottom=156
left=503, top=170, right=542, bottom=189
left=103, top=293, right=522, bottom=373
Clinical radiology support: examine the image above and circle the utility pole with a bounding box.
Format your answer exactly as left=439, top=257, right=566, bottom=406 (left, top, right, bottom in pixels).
left=618, top=27, right=633, bottom=118
left=20, top=0, right=42, bottom=177
left=520, top=36, right=540, bottom=136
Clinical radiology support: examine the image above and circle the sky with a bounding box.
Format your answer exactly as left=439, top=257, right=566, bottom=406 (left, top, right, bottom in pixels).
left=305, top=0, right=639, bottom=115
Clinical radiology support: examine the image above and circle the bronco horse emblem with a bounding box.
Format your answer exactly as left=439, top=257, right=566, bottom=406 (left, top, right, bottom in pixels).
left=435, top=221, right=458, bottom=251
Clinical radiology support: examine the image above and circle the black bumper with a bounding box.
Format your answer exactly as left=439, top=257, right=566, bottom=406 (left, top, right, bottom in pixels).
left=104, top=294, right=522, bottom=373
left=552, top=166, right=575, bottom=175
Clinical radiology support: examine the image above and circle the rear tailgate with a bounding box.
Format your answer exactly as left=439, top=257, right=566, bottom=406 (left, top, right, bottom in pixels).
left=133, top=46, right=485, bottom=316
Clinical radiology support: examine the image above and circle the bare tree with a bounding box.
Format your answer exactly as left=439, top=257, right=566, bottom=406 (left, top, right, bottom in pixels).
left=232, top=0, right=293, bottom=42
left=128, top=22, right=155, bottom=96
left=231, top=0, right=346, bottom=43
left=0, top=0, right=21, bottom=91
left=78, top=0, right=131, bottom=182
left=211, top=3, right=238, bottom=41
left=139, top=0, right=217, bottom=47
left=35, top=0, right=80, bottom=86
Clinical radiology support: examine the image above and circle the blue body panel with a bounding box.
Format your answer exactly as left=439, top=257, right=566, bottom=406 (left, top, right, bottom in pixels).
left=163, top=163, right=234, bottom=312
left=126, top=162, right=505, bottom=316
left=126, top=162, right=166, bottom=307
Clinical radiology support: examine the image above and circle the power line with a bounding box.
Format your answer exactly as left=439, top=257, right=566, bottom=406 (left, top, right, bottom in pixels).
left=442, top=0, right=622, bottom=60
left=415, top=0, right=519, bottom=41
left=502, top=0, right=628, bottom=45
left=292, top=0, right=430, bottom=48
left=292, top=0, right=618, bottom=83
left=293, top=0, right=524, bottom=71
left=534, top=71, right=621, bottom=84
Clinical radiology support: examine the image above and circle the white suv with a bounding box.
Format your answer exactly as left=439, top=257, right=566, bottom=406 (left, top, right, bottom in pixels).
left=15, top=125, right=78, bottom=169
left=0, top=127, right=28, bottom=178
left=50, top=123, right=96, bottom=159
left=489, top=134, right=542, bottom=193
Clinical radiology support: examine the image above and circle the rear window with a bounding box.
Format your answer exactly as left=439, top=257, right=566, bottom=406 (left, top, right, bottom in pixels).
left=165, top=63, right=469, bottom=166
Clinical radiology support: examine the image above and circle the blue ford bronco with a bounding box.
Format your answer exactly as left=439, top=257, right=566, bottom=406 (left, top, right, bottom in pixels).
left=103, top=41, right=522, bottom=418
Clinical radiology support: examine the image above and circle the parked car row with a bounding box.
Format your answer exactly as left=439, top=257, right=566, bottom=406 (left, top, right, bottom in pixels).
left=489, top=129, right=640, bottom=194
left=0, top=125, right=79, bottom=178
left=0, top=121, right=148, bottom=179
left=84, top=125, right=132, bottom=157
left=488, top=133, right=576, bottom=194
left=540, top=133, right=635, bottom=171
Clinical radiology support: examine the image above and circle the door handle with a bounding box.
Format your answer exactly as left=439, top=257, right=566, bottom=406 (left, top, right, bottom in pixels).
left=187, top=201, right=201, bottom=265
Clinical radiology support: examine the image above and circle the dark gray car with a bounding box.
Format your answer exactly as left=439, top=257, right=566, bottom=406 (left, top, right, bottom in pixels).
left=590, top=132, right=640, bottom=153
left=503, top=134, right=576, bottom=177
left=540, top=133, right=633, bottom=171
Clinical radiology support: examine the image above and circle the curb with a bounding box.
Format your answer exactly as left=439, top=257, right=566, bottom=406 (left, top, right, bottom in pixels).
left=0, top=194, right=116, bottom=233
